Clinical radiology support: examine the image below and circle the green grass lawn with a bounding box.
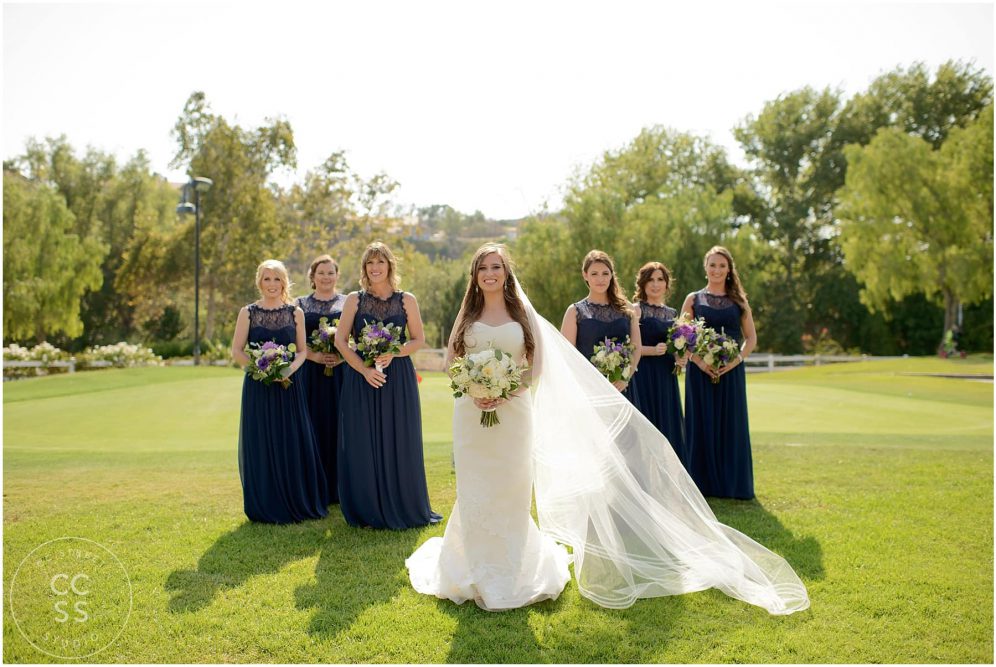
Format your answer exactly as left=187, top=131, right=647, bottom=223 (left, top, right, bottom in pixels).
left=3, top=357, right=993, bottom=663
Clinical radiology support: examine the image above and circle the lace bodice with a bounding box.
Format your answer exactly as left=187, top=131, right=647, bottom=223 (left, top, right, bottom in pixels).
left=297, top=293, right=346, bottom=316
left=297, top=293, right=347, bottom=335
left=638, top=302, right=677, bottom=347
left=574, top=299, right=631, bottom=359
left=247, top=303, right=297, bottom=346
left=639, top=302, right=677, bottom=322
left=575, top=299, right=630, bottom=323
left=691, top=290, right=743, bottom=342
left=352, top=291, right=409, bottom=343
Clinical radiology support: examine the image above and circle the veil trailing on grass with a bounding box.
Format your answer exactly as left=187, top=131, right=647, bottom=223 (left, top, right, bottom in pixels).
left=517, top=277, right=809, bottom=615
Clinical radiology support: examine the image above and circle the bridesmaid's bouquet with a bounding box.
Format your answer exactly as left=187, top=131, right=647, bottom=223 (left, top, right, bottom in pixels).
left=694, top=327, right=741, bottom=384
left=591, top=336, right=635, bottom=384
left=665, top=314, right=706, bottom=375
left=356, top=319, right=404, bottom=373
left=449, top=347, right=527, bottom=427
left=308, top=316, right=339, bottom=376
left=244, top=341, right=296, bottom=388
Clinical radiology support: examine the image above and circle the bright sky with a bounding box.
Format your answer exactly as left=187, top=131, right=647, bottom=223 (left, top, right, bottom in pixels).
left=3, top=1, right=993, bottom=220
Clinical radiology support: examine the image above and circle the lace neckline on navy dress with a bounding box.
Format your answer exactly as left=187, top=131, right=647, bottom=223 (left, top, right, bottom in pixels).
left=298, top=293, right=346, bottom=315
left=248, top=303, right=295, bottom=329
left=639, top=302, right=676, bottom=320
left=358, top=290, right=404, bottom=320
left=576, top=299, right=630, bottom=323
left=698, top=290, right=736, bottom=309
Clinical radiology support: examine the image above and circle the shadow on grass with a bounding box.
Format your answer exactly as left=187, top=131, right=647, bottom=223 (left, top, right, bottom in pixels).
left=436, top=590, right=562, bottom=663
left=165, top=518, right=328, bottom=613
left=293, top=521, right=421, bottom=637
left=709, top=498, right=825, bottom=581
left=434, top=571, right=686, bottom=663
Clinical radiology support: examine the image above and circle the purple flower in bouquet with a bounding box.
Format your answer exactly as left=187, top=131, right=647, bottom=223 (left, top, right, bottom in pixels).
left=308, top=317, right=339, bottom=376
left=356, top=319, right=404, bottom=373
left=244, top=341, right=297, bottom=388
left=590, top=336, right=635, bottom=383
left=665, top=314, right=706, bottom=375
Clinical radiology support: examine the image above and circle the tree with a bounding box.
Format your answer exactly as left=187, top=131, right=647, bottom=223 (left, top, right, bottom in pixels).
left=515, top=126, right=751, bottom=325
left=734, top=87, right=851, bottom=351
left=278, top=151, right=360, bottom=275
left=734, top=61, right=993, bottom=352
left=400, top=251, right=466, bottom=348
left=837, top=105, right=994, bottom=344
left=168, top=91, right=297, bottom=341
left=842, top=60, right=993, bottom=150
left=9, top=138, right=179, bottom=345
left=3, top=172, right=106, bottom=342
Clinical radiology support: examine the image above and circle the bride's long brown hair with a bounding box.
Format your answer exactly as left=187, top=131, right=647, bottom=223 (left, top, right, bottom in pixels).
left=451, top=244, right=535, bottom=361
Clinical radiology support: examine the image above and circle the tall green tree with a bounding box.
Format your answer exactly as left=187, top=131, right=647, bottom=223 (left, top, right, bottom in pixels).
left=515, top=126, right=751, bottom=325
left=169, top=91, right=297, bottom=341
left=3, top=172, right=106, bottom=342
left=734, top=87, right=850, bottom=352
left=10, top=138, right=179, bottom=345
left=278, top=151, right=359, bottom=275
left=735, top=61, right=993, bottom=352
left=837, top=105, right=994, bottom=344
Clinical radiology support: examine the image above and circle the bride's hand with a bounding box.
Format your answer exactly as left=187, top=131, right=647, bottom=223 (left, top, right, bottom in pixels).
left=611, top=380, right=629, bottom=392
left=473, top=397, right=502, bottom=410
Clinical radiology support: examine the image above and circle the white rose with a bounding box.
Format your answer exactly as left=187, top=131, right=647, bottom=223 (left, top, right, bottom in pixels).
left=468, top=384, right=490, bottom=399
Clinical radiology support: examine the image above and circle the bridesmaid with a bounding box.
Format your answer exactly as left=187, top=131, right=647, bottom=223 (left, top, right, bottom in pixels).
left=230, top=259, right=328, bottom=523
left=296, top=254, right=347, bottom=506
left=334, top=242, right=442, bottom=529
left=560, top=249, right=641, bottom=398
left=680, top=246, right=756, bottom=500
left=629, top=261, right=688, bottom=465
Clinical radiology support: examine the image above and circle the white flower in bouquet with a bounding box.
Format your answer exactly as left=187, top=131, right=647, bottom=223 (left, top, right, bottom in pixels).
left=590, top=336, right=635, bottom=383
left=449, top=346, right=527, bottom=427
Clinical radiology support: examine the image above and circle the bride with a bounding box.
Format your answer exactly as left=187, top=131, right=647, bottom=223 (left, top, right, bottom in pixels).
left=406, top=244, right=809, bottom=615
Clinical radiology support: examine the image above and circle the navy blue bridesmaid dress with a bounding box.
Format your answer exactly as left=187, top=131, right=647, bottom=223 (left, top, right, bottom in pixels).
left=630, top=302, right=688, bottom=465
left=297, top=292, right=347, bottom=506
left=337, top=291, right=442, bottom=529
left=574, top=299, right=637, bottom=404
left=238, top=303, right=329, bottom=523
left=683, top=290, right=754, bottom=499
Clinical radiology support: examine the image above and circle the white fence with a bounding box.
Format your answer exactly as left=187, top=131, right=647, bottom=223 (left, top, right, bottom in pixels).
left=742, top=353, right=906, bottom=372
left=3, top=352, right=911, bottom=377
left=409, top=350, right=906, bottom=374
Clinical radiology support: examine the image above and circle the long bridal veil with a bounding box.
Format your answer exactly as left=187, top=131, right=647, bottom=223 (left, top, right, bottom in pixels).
left=517, top=278, right=809, bottom=615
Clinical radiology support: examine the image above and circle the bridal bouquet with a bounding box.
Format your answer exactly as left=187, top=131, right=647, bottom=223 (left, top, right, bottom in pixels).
left=244, top=341, right=296, bottom=388
left=449, top=347, right=527, bottom=427
left=591, top=336, right=635, bottom=384
left=308, top=316, right=339, bottom=376
left=694, top=327, right=741, bottom=384
left=356, top=319, right=404, bottom=372
left=665, top=314, right=706, bottom=375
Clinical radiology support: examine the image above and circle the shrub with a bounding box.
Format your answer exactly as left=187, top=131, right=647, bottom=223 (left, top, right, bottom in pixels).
left=79, top=343, right=162, bottom=368
left=2, top=342, right=73, bottom=378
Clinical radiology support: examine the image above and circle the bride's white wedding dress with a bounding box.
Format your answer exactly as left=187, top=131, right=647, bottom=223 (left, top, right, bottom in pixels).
left=408, top=279, right=809, bottom=615
left=405, top=321, right=571, bottom=610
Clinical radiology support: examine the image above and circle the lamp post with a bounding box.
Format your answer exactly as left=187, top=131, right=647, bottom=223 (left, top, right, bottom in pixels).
left=176, top=176, right=213, bottom=365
